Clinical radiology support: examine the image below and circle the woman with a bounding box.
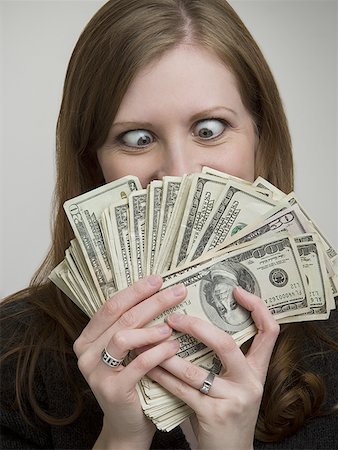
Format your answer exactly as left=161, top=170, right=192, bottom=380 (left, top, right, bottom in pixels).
left=1, top=1, right=337, bottom=449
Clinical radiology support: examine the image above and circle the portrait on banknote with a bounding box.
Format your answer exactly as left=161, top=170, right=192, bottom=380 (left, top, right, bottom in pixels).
left=200, top=261, right=258, bottom=333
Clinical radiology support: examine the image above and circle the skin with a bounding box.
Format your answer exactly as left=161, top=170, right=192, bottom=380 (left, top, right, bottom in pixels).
left=97, top=44, right=258, bottom=187
left=212, top=282, right=251, bottom=326
left=75, top=44, right=280, bottom=450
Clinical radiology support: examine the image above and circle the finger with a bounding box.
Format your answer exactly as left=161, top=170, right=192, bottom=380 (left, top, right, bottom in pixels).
left=89, top=283, right=187, bottom=357
left=104, top=323, right=173, bottom=361
left=147, top=366, right=202, bottom=409
left=120, top=339, right=180, bottom=387
left=165, top=313, right=248, bottom=380
left=233, top=286, right=280, bottom=381
left=78, top=275, right=163, bottom=345
left=113, top=283, right=187, bottom=333
left=78, top=324, right=175, bottom=376
left=159, top=355, right=220, bottom=396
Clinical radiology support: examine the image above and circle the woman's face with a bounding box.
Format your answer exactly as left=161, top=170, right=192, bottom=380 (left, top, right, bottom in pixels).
left=97, top=44, right=257, bottom=187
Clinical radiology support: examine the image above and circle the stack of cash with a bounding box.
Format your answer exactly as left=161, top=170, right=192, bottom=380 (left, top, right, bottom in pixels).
left=50, top=167, right=337, bottom=431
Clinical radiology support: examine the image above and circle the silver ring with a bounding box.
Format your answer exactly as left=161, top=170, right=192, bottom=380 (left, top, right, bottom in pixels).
left=101, top=348, right=124, bottom=368
left=199, top=371, right=215, bottom=395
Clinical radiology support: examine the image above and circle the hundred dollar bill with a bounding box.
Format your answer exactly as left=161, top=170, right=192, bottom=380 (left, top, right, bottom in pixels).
left=171, top=173, right=228, bottom=269
left=154, top=175, right=193, bottom=274
left=284, top=193, right=337, bottom=261
left=68, top=239, right=103, bottom=310
left=186, top=181, right=277, bottom=264
left=279, top=234, right=335, bottom=323
left=129, top=189, right=147, bottom=281
left=63, top=176, right=141, bottom=299
left=100, top=208, right=118, bottom=284
left=64, top=248, right=96, bottom=312
left=108, top=199, right=133, bottom=289
left=252, top=176, right=287, bottom=201
left=153, top=176, right=182, bottom=263
left=49, top=260, right=90, bottom=314
left=190, top=202, right=338, bottom=303
left=202, top=166, right=251, bottom=185
left=150, top=233, right=310, bottom=356
left=202, top=166, right=272, bottom=197
left=146, top=181, right=163, bottom=275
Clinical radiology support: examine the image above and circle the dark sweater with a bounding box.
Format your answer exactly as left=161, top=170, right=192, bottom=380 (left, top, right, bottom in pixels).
left=1, top=298, right=337, bottom=450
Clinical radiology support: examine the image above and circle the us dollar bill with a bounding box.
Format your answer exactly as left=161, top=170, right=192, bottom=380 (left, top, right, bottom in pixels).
left=171, top=173, right=228, bottom=269
left=146, top=181, right=163, bottom=275
left=279, top=234, right=335, bottom=322
left=63, top=176, right=141, bottom=299
left=68, top=239, right=103, bottom=310
left=154, top=175, right=193, bottom=274
left=150, top=233, right=310, bottom=355
left=214, top=204, right=308, bottom=251
left=49, top=259, right=91, bottom=315
left=129, top=190, right=147, bottom=281
left=153, top=176, right=182, bottom=264
left=284, top=193, right=337, bottom=261
left=186, top=181, right=277, bottom=264
left=252, top=176, right=287, bottom=201
left=202, top=166, right=252, bottom=185
left=108, top=199, right=133, bottom=289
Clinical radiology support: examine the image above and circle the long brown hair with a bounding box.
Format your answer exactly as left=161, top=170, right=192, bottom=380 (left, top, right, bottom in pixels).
left=1, top=0, right=334, bottom=442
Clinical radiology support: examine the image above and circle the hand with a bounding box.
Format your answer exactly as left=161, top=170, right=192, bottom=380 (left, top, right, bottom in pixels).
left=73, top=275, right=186, bottom=450
left=146, top=287, right=280, bottom=450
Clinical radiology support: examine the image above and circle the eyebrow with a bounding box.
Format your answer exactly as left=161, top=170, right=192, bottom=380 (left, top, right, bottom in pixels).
left=190, top=106, right=238, bottom=122
left=110, top=121, right=154, bottom=131
left=111, top=106, right=238, bottom=130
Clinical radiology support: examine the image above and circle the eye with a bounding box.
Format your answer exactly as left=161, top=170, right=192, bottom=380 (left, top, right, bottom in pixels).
left=193, top=119, right=227, bottom=140
left=119, top=129, right=154, bottom=148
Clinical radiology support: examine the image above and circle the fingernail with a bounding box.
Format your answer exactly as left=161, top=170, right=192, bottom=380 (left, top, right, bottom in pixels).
left=171, top=283, right=186, bottom=296
left=168, top=313, right=183, bottom=323
left=147, top=275, right=162, bottom=286
left=158, top=323, right=171, bottom=334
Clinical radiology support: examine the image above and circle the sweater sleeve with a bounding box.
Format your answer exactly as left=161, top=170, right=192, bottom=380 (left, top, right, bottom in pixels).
left=0, top=299, right=190, bottom=450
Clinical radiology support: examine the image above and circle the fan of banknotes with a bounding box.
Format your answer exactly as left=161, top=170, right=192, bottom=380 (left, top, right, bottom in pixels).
left=50, top=166, right=338, bottom=431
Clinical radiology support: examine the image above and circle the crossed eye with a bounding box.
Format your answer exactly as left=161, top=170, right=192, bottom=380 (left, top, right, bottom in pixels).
left=119, top=118, right=227, bottom=148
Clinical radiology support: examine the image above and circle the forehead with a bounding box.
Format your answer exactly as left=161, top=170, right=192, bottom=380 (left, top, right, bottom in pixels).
left=113, top=44, right=246, bottom=122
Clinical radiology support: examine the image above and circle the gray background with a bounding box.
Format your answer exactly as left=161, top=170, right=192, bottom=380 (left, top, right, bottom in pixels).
left=1, top=0, right=337, bottom=298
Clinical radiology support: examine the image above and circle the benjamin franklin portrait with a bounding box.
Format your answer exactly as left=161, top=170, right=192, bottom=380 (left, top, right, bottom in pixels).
left=200, top=260, right=260, bottom=333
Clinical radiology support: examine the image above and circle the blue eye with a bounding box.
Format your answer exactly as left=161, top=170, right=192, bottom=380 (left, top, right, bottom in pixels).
left=120, top=130, right=154, bottom=147
left=193, top=119, right=226, bottom=140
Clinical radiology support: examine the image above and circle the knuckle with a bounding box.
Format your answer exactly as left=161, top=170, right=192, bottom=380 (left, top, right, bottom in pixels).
left=101, top=298, right=120, bottom=318
left=213, top=402, right=231, bottom=424
left=73, top=338, right=82, bottom=357
left=251, top=381, right=264, bottom=401
left=77, top=354, right=90, bottom=376
left=129, top=279, right=149, bottom=298
left=152, top=291, right=172, bottom=312
left=268, top=320, right=280, bottom=336
left=112, top=331, right=128, bottom=351
left=118, top=309, right=138, bottom=328
left=227, top=395, right=246, bottom=417
left=218, top=335, right=237, bottom=355
left=183, top=364, right=200, bottom=382
left=262, top=319, right=280, bottom=339
left=133, top=352, right=151, bottom=371
left=174, top=379, right=189, bottom=398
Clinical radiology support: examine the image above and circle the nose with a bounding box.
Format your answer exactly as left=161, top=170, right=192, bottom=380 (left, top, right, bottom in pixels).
left=157, top=141, right=201, bottom=178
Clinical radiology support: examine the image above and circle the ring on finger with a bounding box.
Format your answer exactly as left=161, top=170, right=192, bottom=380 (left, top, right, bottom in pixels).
left=199, top=370, right=215, bottom=395
left=101, top=348, right=124, bottom=368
